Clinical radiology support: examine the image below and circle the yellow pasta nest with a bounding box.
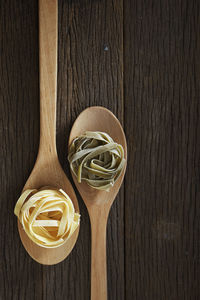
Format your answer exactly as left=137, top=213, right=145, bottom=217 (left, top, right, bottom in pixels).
left=68, top=131, right=126, bottom=191
left=14, top=188, right=80, bottom=248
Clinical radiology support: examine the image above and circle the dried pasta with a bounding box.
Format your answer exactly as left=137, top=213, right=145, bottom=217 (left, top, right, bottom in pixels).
left=14, top=188, right=80, bottom=248
left=68, top=131, right=126, bottom=191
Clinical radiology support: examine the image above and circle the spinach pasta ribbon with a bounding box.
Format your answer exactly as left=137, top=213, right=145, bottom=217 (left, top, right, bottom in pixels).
left=68, top=131, right=126, bottom=191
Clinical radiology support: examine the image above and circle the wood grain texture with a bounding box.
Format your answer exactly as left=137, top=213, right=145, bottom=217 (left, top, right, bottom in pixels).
left=124, top=0, right=200, bottom=299
left=1, top=0, right=200, bottom=299
left=0, top=1, right=41, bottom=300
left=0, top=0, right=123, bottom=299
left=57, top=1, right=124, bottom=300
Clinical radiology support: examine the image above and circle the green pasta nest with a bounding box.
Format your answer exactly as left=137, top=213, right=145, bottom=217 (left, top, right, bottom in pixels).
left=68, top=131, right=126, bottom=191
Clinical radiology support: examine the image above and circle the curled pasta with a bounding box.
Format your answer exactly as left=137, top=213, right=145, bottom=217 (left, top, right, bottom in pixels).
left=14, top=188, right=80, bottom=248
left=68, top=131, right=126, bottom=191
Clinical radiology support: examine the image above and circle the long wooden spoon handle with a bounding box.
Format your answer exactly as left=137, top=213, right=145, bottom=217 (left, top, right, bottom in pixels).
left=89, top=206, right=108, bottom=300
left=39, top=0, right=58, bottom=156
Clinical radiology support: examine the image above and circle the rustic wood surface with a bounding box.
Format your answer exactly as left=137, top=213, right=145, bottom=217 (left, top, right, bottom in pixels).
left=0, top=0, right=200, bottom=299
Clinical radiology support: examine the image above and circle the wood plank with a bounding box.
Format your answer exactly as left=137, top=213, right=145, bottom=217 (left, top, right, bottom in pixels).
left=0, top=1, right=42, bottom=299
left=57, top=1, right=124, bottom=299
left=124, top=0, right=200, bottom=299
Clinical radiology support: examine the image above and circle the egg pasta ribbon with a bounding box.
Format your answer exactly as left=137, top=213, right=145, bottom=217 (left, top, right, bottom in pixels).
left=68, top=131, right=126, bottom=191
left=14, top=188, right=80, bottom=248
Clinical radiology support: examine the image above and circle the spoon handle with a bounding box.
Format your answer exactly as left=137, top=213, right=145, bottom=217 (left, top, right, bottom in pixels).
left=39, top=0, right=58, bottom=157
left=89, top=205, right=108, bottom=300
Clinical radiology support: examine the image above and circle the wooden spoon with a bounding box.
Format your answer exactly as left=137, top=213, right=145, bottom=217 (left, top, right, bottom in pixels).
left=17, top=0, right=79, bottom=265
left=68, top=106, right=127, bottom=300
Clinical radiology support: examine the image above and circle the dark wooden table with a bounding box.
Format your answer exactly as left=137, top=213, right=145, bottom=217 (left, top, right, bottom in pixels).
left=1, top=1, right=200, bottom=299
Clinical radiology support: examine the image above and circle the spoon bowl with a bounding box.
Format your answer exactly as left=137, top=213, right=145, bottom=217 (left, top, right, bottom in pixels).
left=17, top=0, right=79, bottom=265
left=69, top=106, right=127, bottom=205
left=18, top=156, right=79, bottom=264
left=69, top=106, right=127, bottom=300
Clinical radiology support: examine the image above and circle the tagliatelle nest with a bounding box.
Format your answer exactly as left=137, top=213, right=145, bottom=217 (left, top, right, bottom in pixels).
left=14, top=188, right=80, bottom=248
left=68, top=131, right=126, bottom=191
